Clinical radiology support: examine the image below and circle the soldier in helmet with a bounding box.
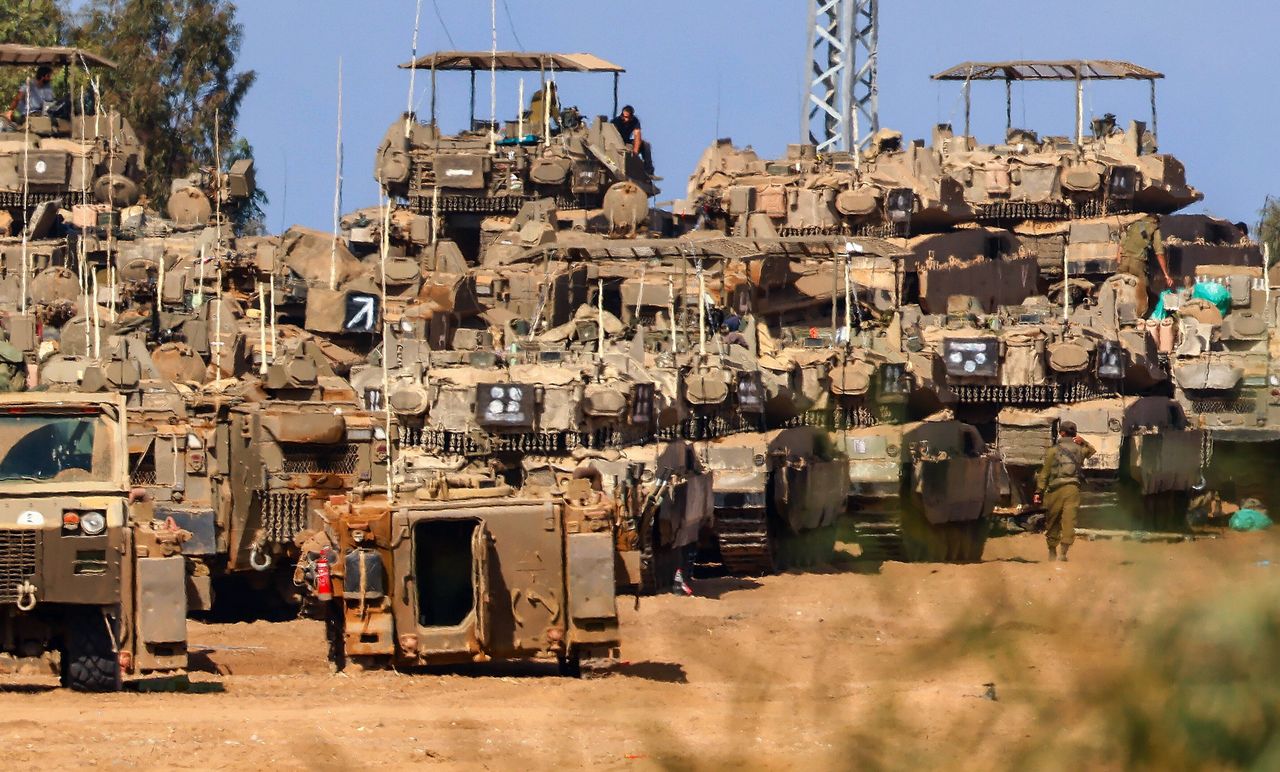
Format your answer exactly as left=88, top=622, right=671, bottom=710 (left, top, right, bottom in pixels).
left=1032, top=420, right=1095, bottom=562
left=1118, top=215, right=1174, bottom=315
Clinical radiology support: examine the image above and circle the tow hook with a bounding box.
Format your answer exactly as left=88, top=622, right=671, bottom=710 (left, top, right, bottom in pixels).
left=15, top=581, right=37, bottom=612
left=249, top=544, right=273, bottom=571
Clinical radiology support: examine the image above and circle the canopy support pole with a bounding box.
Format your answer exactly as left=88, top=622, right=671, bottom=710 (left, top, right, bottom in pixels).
left=612, top=72, right=619, bottom=117
left=1075, top=71, right=1084, bottom=145
left=430, top=62, right=437, bottom=125
left=469, top=70, right=476, bottom=129
left=1149, top=79, right=1159, bottom=152
left=963, top=76, right=971, bottom=136
left=1005, top=78, right=1012, bottom=132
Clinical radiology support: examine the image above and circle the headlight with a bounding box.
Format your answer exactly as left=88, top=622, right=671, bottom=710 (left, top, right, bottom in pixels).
left=80, top=511, right=106, bottom=536
left=1270, top=375, right=1280, bottom=388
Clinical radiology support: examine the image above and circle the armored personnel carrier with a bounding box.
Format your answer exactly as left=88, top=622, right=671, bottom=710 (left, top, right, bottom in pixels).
left=0, top=393, right=188, bottom=690
left=296, top=470, right=620, bottom=675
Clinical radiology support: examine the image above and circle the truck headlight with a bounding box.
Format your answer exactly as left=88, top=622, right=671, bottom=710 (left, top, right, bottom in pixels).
left=79, top=511, right=106, bottom=536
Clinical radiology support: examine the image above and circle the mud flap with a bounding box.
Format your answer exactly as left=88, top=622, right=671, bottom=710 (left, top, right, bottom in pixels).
left=568, top=533, right=618, bottom=622
left=133, top=556, right=188, bottom=672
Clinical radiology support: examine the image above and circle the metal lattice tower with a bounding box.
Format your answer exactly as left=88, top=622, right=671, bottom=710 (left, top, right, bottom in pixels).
left=802, top=0, right=879, bottom=153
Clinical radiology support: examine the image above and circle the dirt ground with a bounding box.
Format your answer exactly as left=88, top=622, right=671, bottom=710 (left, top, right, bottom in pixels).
left=0, top=530, right=1276, bottom=770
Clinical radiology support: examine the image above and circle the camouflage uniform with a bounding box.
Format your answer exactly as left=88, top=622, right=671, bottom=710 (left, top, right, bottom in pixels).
left=1035, top=436, right=1096, bottom=560
left=0, top=340, right=26, bottom=392
left=1118, top=216, right=1165, bottom=316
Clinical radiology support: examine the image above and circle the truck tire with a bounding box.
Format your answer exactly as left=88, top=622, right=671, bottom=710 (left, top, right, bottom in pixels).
left=61, top=609, right=122, bottom=692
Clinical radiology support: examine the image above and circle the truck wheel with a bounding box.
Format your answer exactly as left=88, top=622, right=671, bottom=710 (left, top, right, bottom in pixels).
left=61, top=609, right=122, bottom=692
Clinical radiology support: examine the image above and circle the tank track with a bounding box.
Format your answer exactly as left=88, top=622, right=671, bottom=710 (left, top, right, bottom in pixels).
left=714, top=502, right=775, bottom=575
left=845, top=496, right=907, bottom=563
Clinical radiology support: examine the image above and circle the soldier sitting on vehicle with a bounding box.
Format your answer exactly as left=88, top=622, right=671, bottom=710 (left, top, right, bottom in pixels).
left=527, top=81, right=560, bottom=134
left=611, top=105, right=654, bottom=176
left=1032, top=420, right=1095, bottom=563
left=6, top=66, right=57, bottom=122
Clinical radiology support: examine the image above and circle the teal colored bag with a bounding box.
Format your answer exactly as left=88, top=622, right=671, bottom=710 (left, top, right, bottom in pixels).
left=1149, top=283, right=1232, bottom=321
left=1229, top=508, right=1274, bottom=532
left=1192, top=282, right=1232, bottom=317
left=1149, top=290, right=1175, bottom=321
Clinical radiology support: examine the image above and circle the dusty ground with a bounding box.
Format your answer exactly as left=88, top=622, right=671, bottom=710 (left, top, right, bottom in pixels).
left=0, top=529, right=1276, bottom=770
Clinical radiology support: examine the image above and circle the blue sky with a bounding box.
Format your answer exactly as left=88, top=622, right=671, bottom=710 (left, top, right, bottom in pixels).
left=233, top=0, right=1279, bottom=233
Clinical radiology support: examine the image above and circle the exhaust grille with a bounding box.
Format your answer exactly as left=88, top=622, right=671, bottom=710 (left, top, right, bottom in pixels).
left=282, top=445, right=359, bottom=475
left=0, top=530, right=37, bottom=603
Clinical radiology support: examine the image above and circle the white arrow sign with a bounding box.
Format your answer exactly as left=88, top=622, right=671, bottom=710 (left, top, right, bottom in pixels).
left=346, top=295, right=377, bottom=332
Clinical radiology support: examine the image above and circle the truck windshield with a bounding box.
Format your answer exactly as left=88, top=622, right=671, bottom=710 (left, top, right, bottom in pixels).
left=0, top=414, right=115, bottom=483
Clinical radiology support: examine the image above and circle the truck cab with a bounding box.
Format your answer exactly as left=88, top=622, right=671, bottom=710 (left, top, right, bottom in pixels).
left=0, top=393, right=187, bottom=690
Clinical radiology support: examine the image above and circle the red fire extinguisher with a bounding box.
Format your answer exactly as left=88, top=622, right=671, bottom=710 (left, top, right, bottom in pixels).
left=315, top=549, right=333, bottom=601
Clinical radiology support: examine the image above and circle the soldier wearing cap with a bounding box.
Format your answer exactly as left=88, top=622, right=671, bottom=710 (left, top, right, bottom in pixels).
left=1032, top=419, right=1095, bottom=562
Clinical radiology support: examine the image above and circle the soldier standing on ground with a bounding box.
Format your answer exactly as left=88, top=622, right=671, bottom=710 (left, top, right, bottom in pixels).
left=1032, top=420, right=1095, bottom=562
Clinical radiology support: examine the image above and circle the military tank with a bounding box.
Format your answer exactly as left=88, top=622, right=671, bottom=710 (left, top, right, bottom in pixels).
left=374, top=51, right=656, bottom=263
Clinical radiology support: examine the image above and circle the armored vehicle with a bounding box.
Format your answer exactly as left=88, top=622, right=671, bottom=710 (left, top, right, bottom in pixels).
left=0, top=393, right=187, bottom=690
left=375, top=51, right=655, bottom=262
left=222, top=340, right=386, bottom=596
left=701, top=426, right=848, bottom=572
left=930, top=60, right=1200, bottom=222
left=298, top=472, right=620, bottom=675
left=0, top=45, right=147, bottom=219
left=843, top=414, right=997, bottom=562
left=688, top=60, right=1199, bottom=244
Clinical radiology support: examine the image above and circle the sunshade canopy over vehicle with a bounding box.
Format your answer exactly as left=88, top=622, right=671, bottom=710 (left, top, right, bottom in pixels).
left=932, top=60, right=1162, bottom=82
left=931, top=59, right=1163, bottom=140
left=399, top=50, right=626, bottom=125
left=0, top=44, right=117, bottom=69
left=400, top=51, right=624, bottom=73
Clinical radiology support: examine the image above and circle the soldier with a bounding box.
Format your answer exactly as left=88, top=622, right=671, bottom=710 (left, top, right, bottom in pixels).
left=6, top=65, right=55, bottom=121
left=0, top=336, right=27, bottom=393
left=611, top=105, right=653, bottom=175
left=1118, top=215, right=1174, bottom=315
left=1032, top=420, right=1095, bottom=562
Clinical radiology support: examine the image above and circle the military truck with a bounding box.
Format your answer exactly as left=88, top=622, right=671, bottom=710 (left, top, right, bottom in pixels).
left=297, top=472, right=620, bottom=676
left=0, top=393, right=187, bottom=690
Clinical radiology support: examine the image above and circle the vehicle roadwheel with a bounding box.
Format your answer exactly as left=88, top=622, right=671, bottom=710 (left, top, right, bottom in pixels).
left=557, top=649, right=582, bottom=679
left=61, top=608, right=122, bottom=692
